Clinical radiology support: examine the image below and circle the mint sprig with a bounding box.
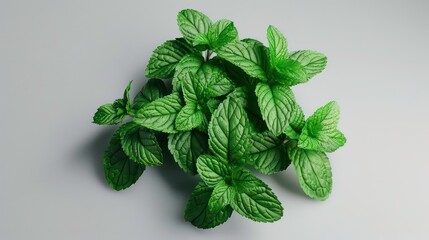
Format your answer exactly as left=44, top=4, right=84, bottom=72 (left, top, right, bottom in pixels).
left=92, top=9, right=347, bottom=229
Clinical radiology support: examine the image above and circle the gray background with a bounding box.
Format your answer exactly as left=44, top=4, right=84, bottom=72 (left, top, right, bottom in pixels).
left=1, top=0, right=428, bottom=239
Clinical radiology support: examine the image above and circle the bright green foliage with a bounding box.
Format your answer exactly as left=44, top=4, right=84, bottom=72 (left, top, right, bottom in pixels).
left=298, top=101, right=346, bottom=152
left=255, top=82, right=296, bottom=136
left=145, top=38, right=195, bottom=79
left=288, top=140, right=332, bottom=200
left=133, top=93, right=183, bottom=133
left=168, top=130, right=209, bottom=175
left=93, top=8, right=346, bottom=229
left=119, top=122, right=163, bottom=166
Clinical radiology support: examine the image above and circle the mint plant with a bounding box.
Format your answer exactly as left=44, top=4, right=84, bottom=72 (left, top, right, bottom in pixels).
left=93, top=9, right=346, bottom=228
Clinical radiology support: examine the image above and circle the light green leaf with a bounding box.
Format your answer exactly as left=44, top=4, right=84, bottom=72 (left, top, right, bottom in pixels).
left=208, top=181, right=235, bottom=213
left=255, top=82, right=296, bottom=136
left=185, top=181, right=233, bottom=229
left=173, top=54, right=204, bottom=91
left=133, top=79, right=167, bottom=110
left=192, top=33, right=210, bottom=48
left=134, top=93, right=183, bottom=133
left=168, top=130, right=209, bottom=175
left=104, top=130, right=145, bottom=191
left=267, top=25, right=287, bottom=65
left=93, top=101, right=126, bottom=125
left=274, top=58, right=307, bottom=86
left=249, top=131, right=290, bottom=174
left=145, top=38, right=194, bottom=79
left=231, top=169, right=283, bottom=222
left=177, top=9, right=212, bottom=44
left=182, top=72, right=205, bottom=104
left=208, top=98, right=249, bottom=162
left=289, top=50, right=327, bottom=79
left=208, top=19, right=239, bottom=49
left=298, top=101, right=346, bottom=152
left=196, top=155, right=231, bottom=187
left=196, top=63, right=234, bottom=99
left=284, top=104, right=305, bottom=140
left=216, top=41, right=268, bottom=80
left=288, top=140, right=332, bottom=200
left=232, top=168, right=267, bottom=191
left=119, top=122, right=162, bottom=166
left=175, top=102, right=204, bottom=131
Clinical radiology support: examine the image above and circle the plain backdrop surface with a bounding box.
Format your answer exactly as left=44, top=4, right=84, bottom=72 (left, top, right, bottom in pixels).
left=1, top=0, right=428, bottom=239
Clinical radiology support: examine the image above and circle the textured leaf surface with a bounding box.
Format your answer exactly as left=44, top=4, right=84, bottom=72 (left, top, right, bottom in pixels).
left=133, top=79, right=167, bottom=110
left=216, top=41, right=267, bottom=80
left=267, top=25, right=287, bottom=64
left=289, top=50, right=327, bottom=79
left=177, top=9, right=212, bottom=44
left=207, top=19, right=238, bottom=49
left=255, top=83, right=296, bottom=136
left=208, top=181, right=235, bottom=213
left=231, top=169, right=283, bottom=222
left=284, top=105, right=305, bottom=140
left=274, top=58, right=308, bottom=86
left=196, top=63, right=234, bottom=99
left=119, top=122, right=162, bottom=166
left=182, top=72, right=205, bottom=104
left=93, top=103, right=126, bottom=125
left=298, top=101, right=346, bottom=152
left=168, top=130, right=208, bottom=175
left=175, top=102, right=204, bottom=131
left=185, top=182, right=233, bottom=229
left=249, top=131, right=290, bottom=174
left=104, top=130, right=145, bottom=191
left=145, top=38, right=194, bottom=79
left=208, top=98, right=249, bottom=162
left=134, top=93, right=182, bottom=133
left=173, top=54, right=204, bottom=91
left=288, top=140, right=332, bottom=200
left=197, top=155, right=231, bottom=187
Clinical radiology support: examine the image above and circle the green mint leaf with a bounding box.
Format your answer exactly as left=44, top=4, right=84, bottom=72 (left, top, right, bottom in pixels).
left=185, top=181, right=233, bottom=229
left=267, top=25, right=287, bottom=65
left=177, top=9, right=212, bottom=45
left=196, top=155, right=231, bottom=187
left=208, top=181, right=236, bottom=213
left=242, top=38, right=264, bottom=47
left=216, top=41, right=268, bottom=80
left=145, top=38, right=194, bottom=79
left=192, top=33, right=210, bottom=48
left=289, top=50, right=327, bottom=80
left=298, top=101, right=346, bottom=152
left=119, top=122, right=163, bottom=166
left=255, top=82, right=296, bottom=136
left=208, top=19, right=239, bottom=49
left=208, top=97, right=249, bottom=163
left=173, top=54, right=204, bottom=91
left=249, top=131, right=290, bottom=174
left=134, top=93, right=183, bottom=133
left=288, top=140, right=332, bottom=200
left=274, top=58, right=307, bottom=86
left=231, top=169, right=283, bottom=222
left=228, top=87, right=267, bottom=133
left=168, top=130, right=209, bottom=175
left=133, top=79, right=167, bottom=110
left=195, top=63, right=234, bottom=99
left=232, top=168, right=267, bottom=191
left=123, top=80, right=133, bottom=111
left=182, top=72, right=204, bottom=104
left=93, top=101, right=126, bottom=125
left=175, top=102, right=205, bottom=131
left=206, top=99, right=220, bottom=114
left=284, top=104, right=305, bottom=140
left=104, top=130, right=145, bottom=191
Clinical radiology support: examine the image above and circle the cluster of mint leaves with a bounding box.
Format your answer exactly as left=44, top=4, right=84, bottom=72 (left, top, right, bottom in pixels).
left=92, top=9, right=346, bottom=229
